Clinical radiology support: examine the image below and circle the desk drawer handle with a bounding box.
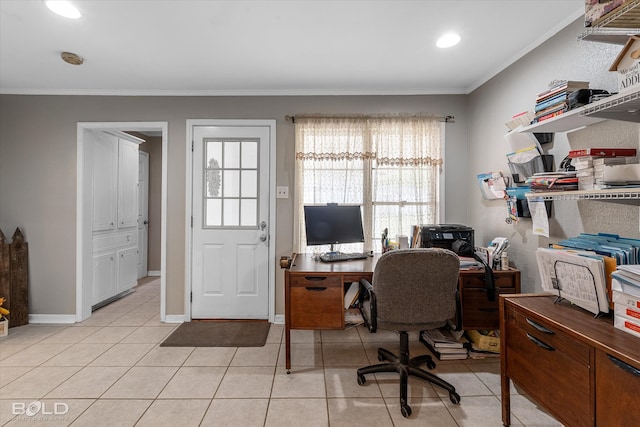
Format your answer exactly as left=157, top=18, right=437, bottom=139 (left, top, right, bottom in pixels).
left=607, top=354, right=640, bottom=376
left=304, top=276, right=328, bottom=281
left=526, top=318, right=555, bottom=334
left=479, top=308, right=498, bottom=312
left=526, top=333, right=555, bottom=351
left=305, top=286, right=327, bottom=291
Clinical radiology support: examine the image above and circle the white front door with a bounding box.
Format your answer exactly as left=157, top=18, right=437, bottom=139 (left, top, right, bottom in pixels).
left=137, top=151, right=149, bottom=279
left=191, top=124, right=272, bottom=319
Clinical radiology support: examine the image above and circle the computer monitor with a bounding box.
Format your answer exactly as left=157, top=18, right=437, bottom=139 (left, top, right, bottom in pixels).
left=304, top=204, right=365, bottom=252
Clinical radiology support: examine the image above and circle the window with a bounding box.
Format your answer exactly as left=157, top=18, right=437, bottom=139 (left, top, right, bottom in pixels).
left=294, top=115, right=444, bottom=253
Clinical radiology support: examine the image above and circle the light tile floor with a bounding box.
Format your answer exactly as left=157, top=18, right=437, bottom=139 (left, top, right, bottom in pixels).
left=0, top=278, right=562, bottom=426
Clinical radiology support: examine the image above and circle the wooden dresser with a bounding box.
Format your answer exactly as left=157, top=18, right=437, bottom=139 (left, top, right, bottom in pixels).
left=459, top=268, right=520, bottom=330
left=500, top=294, right=640, bottom=427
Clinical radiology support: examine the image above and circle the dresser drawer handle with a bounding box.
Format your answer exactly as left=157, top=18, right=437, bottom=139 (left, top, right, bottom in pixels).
left=607, top=354, right=640, bottom=376
left=526, top=318, right=555, bottom=334
left=304, top=276, right=328, bottom=281
left=305, top=286, right=327, bottom=291
left=526, top=333, right=555, bottom=351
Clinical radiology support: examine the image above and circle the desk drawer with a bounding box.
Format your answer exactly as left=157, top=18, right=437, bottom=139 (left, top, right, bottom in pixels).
left=289, top=275, right=343, bottom=329
left=505, top=305, right=593, bottom=426
left=462, top=287, right=517, bottom=330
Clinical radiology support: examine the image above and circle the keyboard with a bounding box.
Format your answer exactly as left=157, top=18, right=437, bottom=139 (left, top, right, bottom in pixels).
left=319, top=252, right=370, bottom=262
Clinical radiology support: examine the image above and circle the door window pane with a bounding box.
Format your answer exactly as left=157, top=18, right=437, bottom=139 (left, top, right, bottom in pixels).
left=241, top=199, right=257, bottom=226
left=204, top=138, right=259, bottom=228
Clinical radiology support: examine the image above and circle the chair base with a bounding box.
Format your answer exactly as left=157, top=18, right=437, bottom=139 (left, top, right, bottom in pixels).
left=356, top=331, right=461, bottom=418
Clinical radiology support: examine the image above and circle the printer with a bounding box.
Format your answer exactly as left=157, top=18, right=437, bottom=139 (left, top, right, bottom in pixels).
left=420, top=224, right=474, bottom=250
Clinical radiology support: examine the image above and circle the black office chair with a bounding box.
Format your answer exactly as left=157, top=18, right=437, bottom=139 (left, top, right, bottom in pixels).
left=356, top=248, right=461, bottom=418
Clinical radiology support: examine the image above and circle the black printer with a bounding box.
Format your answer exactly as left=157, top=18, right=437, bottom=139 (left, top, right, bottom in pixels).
left=420, top=224, right=474, bottom=250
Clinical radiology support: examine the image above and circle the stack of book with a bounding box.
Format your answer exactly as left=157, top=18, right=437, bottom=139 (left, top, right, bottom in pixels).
left=419, top=328, right=469, bottom=360
left=569, top=148, right=637, bottom=190
left=533, top=80, right=589, bottom=123
left=610, top=265, right=640, bottom=339
left=525, top=171, right=578, bottom=192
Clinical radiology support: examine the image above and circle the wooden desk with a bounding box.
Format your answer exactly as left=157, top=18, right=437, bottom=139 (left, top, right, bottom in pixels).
left=500, top=294, right=640, bottom=426
left=284, top=253, right=379, bottom=372
left=284, top=253, right=521, bottom=372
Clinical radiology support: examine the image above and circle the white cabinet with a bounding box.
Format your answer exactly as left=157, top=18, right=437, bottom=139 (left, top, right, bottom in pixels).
left=118, top=139, right=139, bottom=229
left=90, top=130, right=140, bottom=307
left=117, top=246, right=138, bottom=293
left=92, top=132, right=118, bottom=232
left=92, top=251, right=117, bottom=305
left=92, top=134, right=139, bottom=232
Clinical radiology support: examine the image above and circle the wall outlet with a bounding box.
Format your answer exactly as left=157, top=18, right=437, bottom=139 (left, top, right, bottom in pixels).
left=276, top=186, right=289, bottom=199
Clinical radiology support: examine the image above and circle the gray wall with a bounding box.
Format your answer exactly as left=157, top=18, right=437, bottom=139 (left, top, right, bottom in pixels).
left=0, top=95, right=468, bottom=317
left=3, top=16, right=636, bottom=318
left=468, top=17, right=640, bottom=293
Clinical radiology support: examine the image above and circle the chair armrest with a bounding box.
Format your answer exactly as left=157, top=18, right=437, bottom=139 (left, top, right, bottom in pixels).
left=358, top=278, right=377, bottom=333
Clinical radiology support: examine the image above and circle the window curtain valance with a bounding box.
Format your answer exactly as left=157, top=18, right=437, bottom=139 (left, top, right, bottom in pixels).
left=294, top=114, right=444, bottom=167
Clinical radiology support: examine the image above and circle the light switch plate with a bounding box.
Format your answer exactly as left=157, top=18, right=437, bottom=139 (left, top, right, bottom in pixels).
left=276, top=186, right=289, bottom=199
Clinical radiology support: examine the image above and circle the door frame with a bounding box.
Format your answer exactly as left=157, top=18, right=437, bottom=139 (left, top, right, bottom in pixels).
left=185, top=119, right=277, bottom=322
left=76, top=122, right=168, bottom=322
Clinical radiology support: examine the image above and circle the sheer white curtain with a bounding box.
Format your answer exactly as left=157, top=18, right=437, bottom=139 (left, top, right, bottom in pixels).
left=294, top=115, right=443, bottom=253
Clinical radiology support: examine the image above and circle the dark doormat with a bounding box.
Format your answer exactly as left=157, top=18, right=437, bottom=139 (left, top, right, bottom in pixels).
left=160, top=321, right=271, bottom=347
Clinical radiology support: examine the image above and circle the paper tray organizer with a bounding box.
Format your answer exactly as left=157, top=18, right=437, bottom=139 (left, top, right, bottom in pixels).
left=508, top=154, right=554, bottom=184
left=506, top=187, right=552, bottom=219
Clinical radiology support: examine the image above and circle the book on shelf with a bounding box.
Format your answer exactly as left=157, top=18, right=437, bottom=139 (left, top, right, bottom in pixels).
left=568, top=148, right=637, bottom=158
left=534, top=103, right=566, bottom=120
left=534, top=92, right=568, bottom=112
left=535, top=108, right=566, bottom=123
left=535, top=80, right=589, bottom=101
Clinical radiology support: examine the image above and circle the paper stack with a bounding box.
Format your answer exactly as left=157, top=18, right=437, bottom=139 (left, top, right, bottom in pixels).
left=536, top=248, right=610, bottom=315
left=569, top=148, right=637, bottom=190
left=610, top=265, right=640, bottom=339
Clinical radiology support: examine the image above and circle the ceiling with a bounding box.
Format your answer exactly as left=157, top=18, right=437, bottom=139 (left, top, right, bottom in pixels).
left=0, top=0, right=586, bottom=96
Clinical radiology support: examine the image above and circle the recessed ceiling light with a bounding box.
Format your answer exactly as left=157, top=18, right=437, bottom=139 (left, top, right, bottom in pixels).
left=436, top=33, right=461, bottom=48
left=44, top=1, right=82, bottom=19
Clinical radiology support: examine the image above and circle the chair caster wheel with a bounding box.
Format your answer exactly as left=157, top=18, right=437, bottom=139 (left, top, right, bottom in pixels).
left=449, top=392, right=461, bottom=404
left=357, top=374, right=366, bottom=386
left=401, top=404, right=412, bottom=417
left=426, top=360, right=436, bottom=370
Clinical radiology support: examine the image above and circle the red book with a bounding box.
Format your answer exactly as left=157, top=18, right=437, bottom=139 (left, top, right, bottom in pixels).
left=568, top=148, right=637, bottom=158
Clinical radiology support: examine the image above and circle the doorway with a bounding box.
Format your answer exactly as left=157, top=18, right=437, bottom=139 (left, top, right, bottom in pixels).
left=76, top=122, right=168, bottom=322
left=186, top=120, right=276, bottom=322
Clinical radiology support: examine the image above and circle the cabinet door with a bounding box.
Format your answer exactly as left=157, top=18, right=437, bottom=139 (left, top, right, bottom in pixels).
left=117, top=246, right=138, bottom=293
left=596, top=349, right=640, bottom=426
left=117, top=139, right=139, bottom=229
left=92, top=132, right=118, bottom=232
left=93, top=251, right=117, bottom=304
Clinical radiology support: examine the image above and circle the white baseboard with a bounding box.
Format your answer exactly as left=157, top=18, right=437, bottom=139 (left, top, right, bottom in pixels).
left=163, top=314, right=184, bottom=323
left=147, top=270, right=161, bottom=277
left=28, top=314, right=77, bottom=324
left=273, top=314, right=284, bottom=325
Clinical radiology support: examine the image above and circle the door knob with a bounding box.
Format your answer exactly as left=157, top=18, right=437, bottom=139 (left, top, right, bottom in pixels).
left=259, top=234, right=267, bottom=242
